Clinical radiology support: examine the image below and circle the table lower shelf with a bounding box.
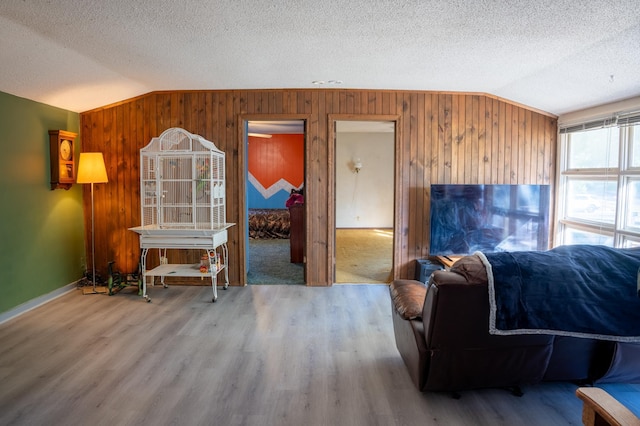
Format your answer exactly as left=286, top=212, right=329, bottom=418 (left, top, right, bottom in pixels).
left=144, top=263, right=225, bottom=278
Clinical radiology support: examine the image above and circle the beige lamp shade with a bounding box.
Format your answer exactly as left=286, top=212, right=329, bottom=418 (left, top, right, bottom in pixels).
left=76, top=152, right=108, bottom=184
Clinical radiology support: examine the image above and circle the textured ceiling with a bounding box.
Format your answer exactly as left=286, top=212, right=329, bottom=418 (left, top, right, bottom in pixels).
left=1, top=0, right=639, bottom=115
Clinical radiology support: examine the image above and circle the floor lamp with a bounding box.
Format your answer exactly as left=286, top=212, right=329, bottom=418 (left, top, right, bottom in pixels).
left=76, top=152, right=109, bottom=295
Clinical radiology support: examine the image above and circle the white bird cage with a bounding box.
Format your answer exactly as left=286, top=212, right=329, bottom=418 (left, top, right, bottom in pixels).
left=140, top=128, right=226, bottom=230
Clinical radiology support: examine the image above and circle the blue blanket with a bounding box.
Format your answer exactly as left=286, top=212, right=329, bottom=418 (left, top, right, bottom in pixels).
left=479, top=245, right=640, bottom=342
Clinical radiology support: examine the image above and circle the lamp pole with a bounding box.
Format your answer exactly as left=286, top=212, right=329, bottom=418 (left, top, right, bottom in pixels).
left=77, top=152, right=108, bottom=295
left=90, top=181, right=97, bottom=291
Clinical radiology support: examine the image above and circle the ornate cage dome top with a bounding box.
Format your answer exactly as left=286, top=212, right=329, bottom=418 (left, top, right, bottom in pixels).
left=142, top=127, right=222, bottom=153
left=136, top=127, right=227, bottom=231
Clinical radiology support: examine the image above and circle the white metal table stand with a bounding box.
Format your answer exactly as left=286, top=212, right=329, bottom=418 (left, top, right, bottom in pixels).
left=133, top=227, right=233, bottom=302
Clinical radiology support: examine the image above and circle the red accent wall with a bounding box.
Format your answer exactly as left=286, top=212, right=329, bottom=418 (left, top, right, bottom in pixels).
left=248, top=134, right=304, bottom=189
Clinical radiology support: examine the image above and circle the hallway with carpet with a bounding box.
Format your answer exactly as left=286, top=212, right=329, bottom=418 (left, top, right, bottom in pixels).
left=335, top=228, right=393, bottom=283
left=247, top=239, right=304, bottom=285
left=247, top=228, right=393, bottom=285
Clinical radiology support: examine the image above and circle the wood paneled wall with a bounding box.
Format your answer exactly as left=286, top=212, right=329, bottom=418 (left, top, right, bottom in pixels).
left=80, top=89, right=557, bottom=286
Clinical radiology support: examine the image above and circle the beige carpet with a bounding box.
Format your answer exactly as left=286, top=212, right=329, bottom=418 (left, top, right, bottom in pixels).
left=335, top=228, right=393, bottom=283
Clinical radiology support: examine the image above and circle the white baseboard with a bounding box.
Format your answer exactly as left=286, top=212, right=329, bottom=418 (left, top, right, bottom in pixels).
left=0, top=282, right=78, bottom=325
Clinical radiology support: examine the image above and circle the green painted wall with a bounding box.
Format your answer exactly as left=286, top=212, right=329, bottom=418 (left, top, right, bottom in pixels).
left=0, top=91, right=84, bottom=314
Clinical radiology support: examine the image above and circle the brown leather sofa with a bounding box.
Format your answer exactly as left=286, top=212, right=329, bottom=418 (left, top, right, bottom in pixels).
left=390, top=254, right=639, bottom=392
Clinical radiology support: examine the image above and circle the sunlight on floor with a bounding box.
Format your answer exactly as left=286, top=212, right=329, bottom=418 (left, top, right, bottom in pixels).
left=373, top=228, right=393, bottom=238
left=336, top=228, right=393, bottom=284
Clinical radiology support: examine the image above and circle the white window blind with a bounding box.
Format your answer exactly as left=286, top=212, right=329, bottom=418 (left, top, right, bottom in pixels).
left=560, top=111, right=640, bottom=133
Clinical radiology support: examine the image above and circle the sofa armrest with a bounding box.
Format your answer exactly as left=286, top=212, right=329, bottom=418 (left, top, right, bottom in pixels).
left=575, top=387, right=640, bottom=426
left=389, top=279, right=428, bottom=320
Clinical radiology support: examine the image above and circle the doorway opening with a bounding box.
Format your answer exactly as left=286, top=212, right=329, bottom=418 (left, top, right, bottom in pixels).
left=334, top=120, right=396, bottom=283
left=245, top=120, right=306, bottom=285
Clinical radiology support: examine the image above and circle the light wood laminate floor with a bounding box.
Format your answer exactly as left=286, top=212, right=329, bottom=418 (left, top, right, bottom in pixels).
left=1, top=284, right=638, bottom=425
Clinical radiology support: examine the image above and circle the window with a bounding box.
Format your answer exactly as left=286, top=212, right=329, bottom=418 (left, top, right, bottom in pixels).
left=632, top=129, right=640, bottom=167
left=556, top=115, right=640, bottom=248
